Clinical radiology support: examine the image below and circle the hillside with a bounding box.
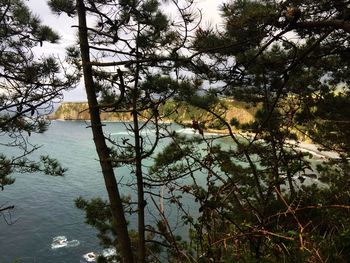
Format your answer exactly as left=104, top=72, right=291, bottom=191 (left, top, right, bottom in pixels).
left=51, top=100, right=257, bottom=129
left=52, top=102, right=135, bottom=122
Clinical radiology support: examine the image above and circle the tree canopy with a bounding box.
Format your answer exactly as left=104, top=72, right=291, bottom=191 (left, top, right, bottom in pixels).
left=0, top=0, right=77, bottom=210
left=162, top=0, right=350, bottom=261
left=4, top=0, right=349, bottom=262
left=51, top=0, right=350, bottom=261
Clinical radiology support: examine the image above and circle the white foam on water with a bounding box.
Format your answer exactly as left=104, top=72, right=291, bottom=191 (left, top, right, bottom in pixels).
left=51, top=236, right=68, bottom=249
left=110, top=131, right=130, bottom=136
left=81, top=248, right=117, bottom=263
left=66, top=239, right=80, bottom=248
left=50, top=235, right=80, bottom=249
left=175, top=128, right=196, bottom=134
left=110, top=129, right=158, bottom=136
left=82, top=252, right=97, bottom=262
left=102, top=247, right=117, bottom=257
left=140, top=129, right=157, bottom=135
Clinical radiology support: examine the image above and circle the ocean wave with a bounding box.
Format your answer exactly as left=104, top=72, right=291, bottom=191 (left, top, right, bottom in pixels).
left=82, top=252, right=97, bottom=262
left=110, top=131, right=130, bottom=136
left=51, top=235, right=80, bottom=249
left=81, top=248, right=117, bottom=263
left=175, top=128, right=196, bottom=134
left=110, top=129, right=158, bottom=136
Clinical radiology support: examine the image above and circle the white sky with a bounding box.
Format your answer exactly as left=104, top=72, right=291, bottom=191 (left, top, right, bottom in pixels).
left=26, top=0, right=225, bottom=101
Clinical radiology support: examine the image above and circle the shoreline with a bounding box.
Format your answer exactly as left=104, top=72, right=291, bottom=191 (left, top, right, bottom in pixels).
left=290, top=141, right=340, bottom=160
left=51, top=119, right=341, bottom=160
left=204, top=129, right=341, bottom=160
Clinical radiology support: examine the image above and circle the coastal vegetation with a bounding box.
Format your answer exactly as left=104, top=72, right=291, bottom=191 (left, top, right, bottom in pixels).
left=1, top=0, right=350, bottom=262
left=52, top=100, right=256, bottom=130
left=0, top=0, right=77, bottom=206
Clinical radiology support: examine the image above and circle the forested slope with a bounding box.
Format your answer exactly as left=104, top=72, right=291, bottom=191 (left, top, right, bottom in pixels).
left=52, top=100, right=256, bottom=129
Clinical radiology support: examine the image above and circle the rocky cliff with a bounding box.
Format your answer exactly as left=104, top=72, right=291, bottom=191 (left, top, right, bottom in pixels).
left=52, top=102, right=135, bottom=121
left=51, top=101, right=256, bottom=128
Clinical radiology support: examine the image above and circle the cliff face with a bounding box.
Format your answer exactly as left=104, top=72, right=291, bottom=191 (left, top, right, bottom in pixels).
left=52, top=101, right=256, bottom=126
left=52, top=102, right=135, bottom=121
left=53, top=102, right=89, bottom=120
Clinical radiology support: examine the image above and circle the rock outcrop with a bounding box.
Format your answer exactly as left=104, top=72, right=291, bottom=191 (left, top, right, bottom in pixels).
left=52, top=102, right=135, bottom=121
left=51, top=101, right=256, bottom=128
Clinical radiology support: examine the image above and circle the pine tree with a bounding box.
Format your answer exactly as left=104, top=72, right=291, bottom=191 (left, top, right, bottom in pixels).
left=45, top=0, right=350, bottom=261
left=151, top=0, right=350, bottom=261
left=0, top=0, right=77, bottom=199
left=48, top=0, right=198, bottom=262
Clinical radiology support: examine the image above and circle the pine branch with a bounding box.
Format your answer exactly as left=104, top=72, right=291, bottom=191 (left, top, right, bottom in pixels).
left=295, top=20, right=350, bottom=33
left=0, top=205, right=15, bottom=213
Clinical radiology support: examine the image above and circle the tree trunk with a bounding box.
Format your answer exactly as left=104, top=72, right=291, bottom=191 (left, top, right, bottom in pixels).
left=132, top=22, right=146, bottom=262
left=76, top=1, right=134, bottom=262
left=132, top=103, right=146, bottom=263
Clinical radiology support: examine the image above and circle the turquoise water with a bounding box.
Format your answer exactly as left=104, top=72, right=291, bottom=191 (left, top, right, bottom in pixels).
left=0, top=121, right=145, bottom=262
left=0, top=121, right=108, bottom=262
left=0, top=121, right=205, bottom=263
left=0, top=120, right=325, bottom=262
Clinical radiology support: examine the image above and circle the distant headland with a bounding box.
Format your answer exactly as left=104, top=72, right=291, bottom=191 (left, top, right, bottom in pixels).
left=50, top=100, right=257, bottom=130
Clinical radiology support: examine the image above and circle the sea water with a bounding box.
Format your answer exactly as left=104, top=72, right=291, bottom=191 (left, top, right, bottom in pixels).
left=0, top=121, right=203, bottom=263
left=1, top=120, right=325, bottom=262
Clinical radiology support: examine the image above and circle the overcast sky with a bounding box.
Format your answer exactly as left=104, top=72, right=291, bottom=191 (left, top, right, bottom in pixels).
left=26, top=0, right=225, bottom=102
